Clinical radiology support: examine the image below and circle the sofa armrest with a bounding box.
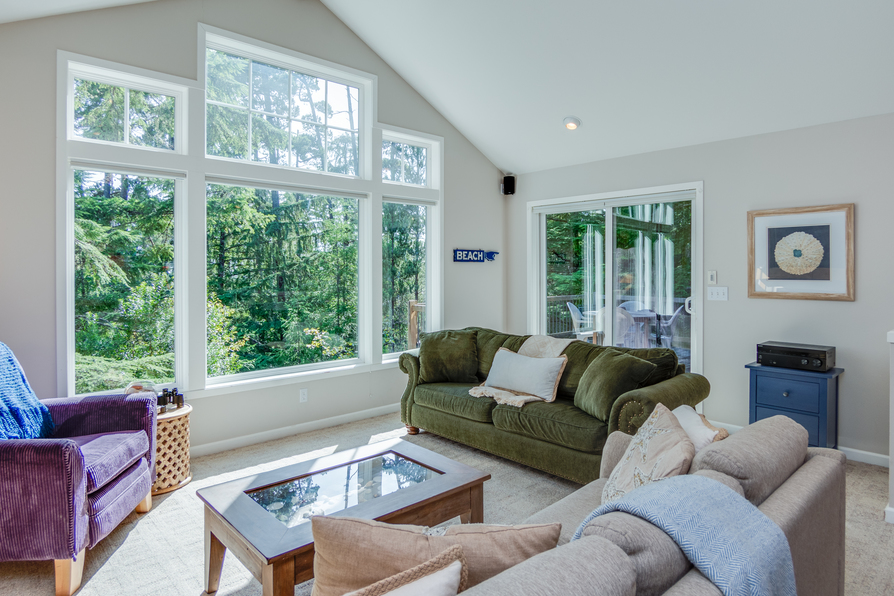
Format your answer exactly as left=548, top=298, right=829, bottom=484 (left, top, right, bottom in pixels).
left=398, top=352, right=421, bottom=426
left=462, top=535, right=635, bottom=596
left=600, top=431, right=633, bottom=478
left=0, top=439, right=88, bottom=560
left=44, top=392, right=158, bottom=480
left=607, top=373, right=710, bottom=435
left=758, top=452, right=846, bottom=596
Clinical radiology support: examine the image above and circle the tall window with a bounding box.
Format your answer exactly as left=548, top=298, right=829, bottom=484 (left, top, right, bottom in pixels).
left=74, top=171, right=176, bottom=393
left=206, top=48, right=360, bottom=175
left=382, top=203, right=427, bottom=354
left=206, top=184, right=359, bottom=378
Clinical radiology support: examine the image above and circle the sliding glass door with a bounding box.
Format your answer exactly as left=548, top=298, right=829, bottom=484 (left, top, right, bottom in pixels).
left=538, top=188, right=698, bottom=372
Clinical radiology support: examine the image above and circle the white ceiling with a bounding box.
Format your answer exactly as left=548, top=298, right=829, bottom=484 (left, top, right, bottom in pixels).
left=0, top=0, right=156, bottom=25
left=321, top=0, right=894, bottom=174
left=4, top=1, right=892, bottom=175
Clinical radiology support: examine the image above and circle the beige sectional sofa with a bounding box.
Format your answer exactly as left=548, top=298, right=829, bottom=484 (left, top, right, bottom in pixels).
left=463, top=415, right=846, bottom=596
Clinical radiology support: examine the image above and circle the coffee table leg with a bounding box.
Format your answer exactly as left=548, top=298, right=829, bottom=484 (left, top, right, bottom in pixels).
left=262, top=557, right=295, bottom=596
left=470, top=483, right=484, bottom=523
left=205, top=511, right=227, bottom=593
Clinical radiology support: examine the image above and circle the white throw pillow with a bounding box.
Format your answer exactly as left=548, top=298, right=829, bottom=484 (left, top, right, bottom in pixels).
left=672, top=405, right=719, bottom=452
left=484, top=347, right=568, bottom=402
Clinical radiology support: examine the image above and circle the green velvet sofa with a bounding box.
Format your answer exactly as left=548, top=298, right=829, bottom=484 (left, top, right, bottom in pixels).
left=398, top=327, right=710, bottom=484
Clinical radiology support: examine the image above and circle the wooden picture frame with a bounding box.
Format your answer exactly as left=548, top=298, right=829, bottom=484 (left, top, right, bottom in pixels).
left=747, top=203, right=854, bottom=301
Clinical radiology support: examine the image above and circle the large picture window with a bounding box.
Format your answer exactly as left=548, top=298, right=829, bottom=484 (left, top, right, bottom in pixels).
left=59, top=29, right=442, bottom=397
left=206, top=184, right=359, bottom=378
left=73, top=170, right=176, bottom=393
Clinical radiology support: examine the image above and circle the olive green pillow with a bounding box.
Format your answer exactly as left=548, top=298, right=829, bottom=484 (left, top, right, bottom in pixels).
left=418, top=329, right=479, bottom=384
left=574, top=349, right=658, bottom=421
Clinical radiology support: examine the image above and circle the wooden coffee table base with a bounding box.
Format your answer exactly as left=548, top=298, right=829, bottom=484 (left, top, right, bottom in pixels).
left=201, top=441, right=487, bottom=596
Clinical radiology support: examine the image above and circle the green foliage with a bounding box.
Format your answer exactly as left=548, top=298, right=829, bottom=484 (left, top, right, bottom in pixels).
left=382, top=203, right=426, bottom=353
left=75, top=353, right=174, bottom=394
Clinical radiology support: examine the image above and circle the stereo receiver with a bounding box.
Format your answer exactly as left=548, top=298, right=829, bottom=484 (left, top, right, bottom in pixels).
left=756, top=341, right=835, bottom=372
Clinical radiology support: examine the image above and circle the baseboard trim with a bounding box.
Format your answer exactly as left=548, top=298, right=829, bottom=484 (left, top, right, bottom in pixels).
left=190, top=403, right=402, bottom=457
left=839, top=446, right=889, bottom=468
left=707, top=420, right=889, bottom=468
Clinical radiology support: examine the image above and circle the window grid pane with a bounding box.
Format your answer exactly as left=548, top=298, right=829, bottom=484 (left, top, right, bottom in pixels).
left=207, top=50, right=360, bottom=176
left=206, top=184, right=359, bottom=378
left=381, top=140, right=427, bottom=186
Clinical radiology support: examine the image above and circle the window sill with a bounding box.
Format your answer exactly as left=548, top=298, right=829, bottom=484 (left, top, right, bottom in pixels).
left=189, top=359, right=400, bottom=401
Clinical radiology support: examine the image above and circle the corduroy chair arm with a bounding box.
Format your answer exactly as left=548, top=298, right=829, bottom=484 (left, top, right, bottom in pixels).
left=0, top=439, right=88, bottom=561
left=44, top=393, right=158, bottom=479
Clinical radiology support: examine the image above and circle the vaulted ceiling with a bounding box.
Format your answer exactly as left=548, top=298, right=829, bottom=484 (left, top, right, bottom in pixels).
left=321, top=0, right=894, bottom=174
left=4, top=0, right=893, bottom=175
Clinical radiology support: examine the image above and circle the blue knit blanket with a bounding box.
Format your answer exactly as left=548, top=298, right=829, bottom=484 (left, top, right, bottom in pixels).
left=572, top=475, right=796, bottom=596
left=0, top=342, right=54, bottom=440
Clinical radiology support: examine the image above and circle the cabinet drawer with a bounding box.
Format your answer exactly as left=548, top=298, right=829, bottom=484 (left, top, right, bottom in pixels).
left=754, top=375, right=820, bottom=413
left=755, top=406, right=819, bottom=447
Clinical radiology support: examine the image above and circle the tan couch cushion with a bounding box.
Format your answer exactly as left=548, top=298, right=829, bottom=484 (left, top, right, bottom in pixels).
left=310, top=517, right=561, bottom=596
left=690, top=415, right=808, bottom=505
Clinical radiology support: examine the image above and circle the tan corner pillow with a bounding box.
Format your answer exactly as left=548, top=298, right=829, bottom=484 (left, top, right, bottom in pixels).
left=601, top=403, right=695, bottom=504
left=345, top=544, right=467, bottom=596
left=311, top=517, right=561, bottom=596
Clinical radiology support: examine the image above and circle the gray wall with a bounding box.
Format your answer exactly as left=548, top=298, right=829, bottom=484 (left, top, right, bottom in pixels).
left=0, top=0, right=505, bottom=450
left=506, top=114, right=894, bottom=457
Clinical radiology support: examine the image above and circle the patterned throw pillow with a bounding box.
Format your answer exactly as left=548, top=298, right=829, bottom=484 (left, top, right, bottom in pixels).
left=602, top=403, right=695, bottom=504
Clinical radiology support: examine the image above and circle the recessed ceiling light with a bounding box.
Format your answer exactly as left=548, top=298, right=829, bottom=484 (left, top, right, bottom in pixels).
left=563, top=116, right=581, bottom=130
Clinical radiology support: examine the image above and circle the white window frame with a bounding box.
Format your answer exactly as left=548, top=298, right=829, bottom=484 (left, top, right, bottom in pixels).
left=381, top=128, right=440, bottom=189
left=56, top=28, right=444, bottom=399
left=526, top=182, right=704, bottom=375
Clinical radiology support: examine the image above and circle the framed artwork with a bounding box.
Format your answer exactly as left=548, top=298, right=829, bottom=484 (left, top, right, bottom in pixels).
left=747, top=203, right=854, bottom=301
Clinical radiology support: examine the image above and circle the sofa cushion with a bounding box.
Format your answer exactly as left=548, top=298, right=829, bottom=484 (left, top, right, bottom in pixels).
left=602, top=404, right=694, bottom=504
left=523, top=478, right=608, bottom=545
left=556, top=342, right=679, bottom=400
left=689, top=415, right=808, bottom=505
left=579, top=511, right=692, bottom=596
left=414, top=383, right=498, bottom=423
left=492, top=401, right=608, bottom=453
left=310, top=516, right=561, bottom=596
left=419, top=330, right=479, bottom=384
left=485, top=348, right=568, bottom=402
left=345, top=545, right=467, bottom=596
left=71, top=430, right=150, bottom=493
left=573, top=349, right=657, bottom=421
left=470, top=328, right=529, bottom=380
left=87, top=457, right=151, bottom=546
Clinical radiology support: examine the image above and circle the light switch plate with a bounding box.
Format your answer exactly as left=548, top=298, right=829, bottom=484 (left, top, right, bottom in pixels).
left=707, top=286, right=728, bottom=301
left=707, top=270, right=717, bottom=285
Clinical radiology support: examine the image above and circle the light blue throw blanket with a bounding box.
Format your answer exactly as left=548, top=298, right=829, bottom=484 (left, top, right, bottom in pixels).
left=572, top=475, right=796, bottom=596
left=0, top=342, right=54, bottom=440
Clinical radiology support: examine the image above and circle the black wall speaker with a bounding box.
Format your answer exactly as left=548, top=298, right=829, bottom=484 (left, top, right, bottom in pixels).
left=501, top=175, right=516, bottom=195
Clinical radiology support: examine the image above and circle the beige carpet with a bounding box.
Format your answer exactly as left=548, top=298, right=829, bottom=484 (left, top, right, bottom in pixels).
left=0, top=412, right=892, bottom=595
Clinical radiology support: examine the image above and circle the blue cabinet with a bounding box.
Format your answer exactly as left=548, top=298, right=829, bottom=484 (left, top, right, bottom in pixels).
left=746, top=362, right=842, bottom=448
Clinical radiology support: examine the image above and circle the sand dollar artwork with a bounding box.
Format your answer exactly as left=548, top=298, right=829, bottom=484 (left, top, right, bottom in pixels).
left=774, top=231, right=824, bottom=275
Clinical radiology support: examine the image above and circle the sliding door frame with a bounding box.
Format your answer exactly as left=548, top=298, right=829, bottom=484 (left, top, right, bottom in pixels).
left=526, top=181, right=704, bottom=374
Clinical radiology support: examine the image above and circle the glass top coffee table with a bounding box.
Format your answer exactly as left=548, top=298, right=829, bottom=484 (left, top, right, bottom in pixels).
left=197, top=438, right=490, bottom=596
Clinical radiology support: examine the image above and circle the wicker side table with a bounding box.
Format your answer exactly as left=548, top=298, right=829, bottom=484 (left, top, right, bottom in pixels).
left=152, top=403, right=193, bottom=495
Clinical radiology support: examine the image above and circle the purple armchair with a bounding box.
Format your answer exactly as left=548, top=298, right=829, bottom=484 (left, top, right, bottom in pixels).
left=0, top=392, right=157, bottom=595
